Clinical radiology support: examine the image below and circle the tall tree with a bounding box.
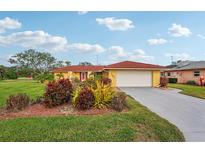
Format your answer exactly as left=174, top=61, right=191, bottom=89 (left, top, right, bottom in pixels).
left=8, top=49, right=59, bottom=74
left=79, top=61, right=93, bottom=66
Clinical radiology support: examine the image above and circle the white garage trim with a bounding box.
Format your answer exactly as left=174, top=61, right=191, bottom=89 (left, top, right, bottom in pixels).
left=116, top=70, right=152, bottom=87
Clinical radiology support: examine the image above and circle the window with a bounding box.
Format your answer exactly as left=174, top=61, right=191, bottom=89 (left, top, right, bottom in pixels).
left=167, top=72, right=171, bottom=76
left=194, top=70, right=200, bottom=77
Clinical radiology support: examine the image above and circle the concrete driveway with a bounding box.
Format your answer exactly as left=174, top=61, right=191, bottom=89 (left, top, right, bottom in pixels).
left=120, top=87, right=205, bottom=142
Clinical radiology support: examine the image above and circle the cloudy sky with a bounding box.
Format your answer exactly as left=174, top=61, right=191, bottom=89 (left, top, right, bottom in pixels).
left=0, top=11, right=205, bottom=66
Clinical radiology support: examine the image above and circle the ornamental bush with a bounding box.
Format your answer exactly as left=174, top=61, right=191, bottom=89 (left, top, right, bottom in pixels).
left=6, top=93, right=30, bottom=112
left=44, top=79, right=73, bottom=108
left=160, top=77, right=168, bottom=88
left=186, top=80, right=196, bottom=85
left=92, top=80, right=115, bottom=109
left=74, top=87, right=95, bottom=110
left=111, top=92, right=127, bottom=112
left=101, top=77, right=112, bottom=85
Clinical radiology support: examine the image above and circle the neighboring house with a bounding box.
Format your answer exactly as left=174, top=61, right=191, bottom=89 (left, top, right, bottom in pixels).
left=53, top=61, right=164, bottom=87
left=164, top=60, right=205, bottom=84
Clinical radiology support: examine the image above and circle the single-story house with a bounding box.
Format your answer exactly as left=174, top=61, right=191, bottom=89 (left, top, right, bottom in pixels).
left=53, top=61, right=165, bottom=87
left=164, top=60, right=205, bottom=84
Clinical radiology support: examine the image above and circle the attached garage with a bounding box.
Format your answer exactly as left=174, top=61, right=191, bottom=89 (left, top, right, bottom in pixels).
left=106, top=61, right=165, bottom=88
left=116, top=70, right=152, bottom=87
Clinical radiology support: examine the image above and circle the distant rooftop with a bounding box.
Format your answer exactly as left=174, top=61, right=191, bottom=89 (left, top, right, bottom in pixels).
left=168, top=60, right=205, bottom=70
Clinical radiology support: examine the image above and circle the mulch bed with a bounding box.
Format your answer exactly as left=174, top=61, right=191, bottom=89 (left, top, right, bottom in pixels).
left=0, top=103, right=128, bottom=120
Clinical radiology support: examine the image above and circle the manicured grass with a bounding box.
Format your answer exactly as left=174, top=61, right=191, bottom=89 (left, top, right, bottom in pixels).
left=0, top=97, right=184, bottom=141
left=0, top=80, right=184, bottom=141
left=168, top=83, right=205, bottom=99
left=0, top=80, right=45, bottom=108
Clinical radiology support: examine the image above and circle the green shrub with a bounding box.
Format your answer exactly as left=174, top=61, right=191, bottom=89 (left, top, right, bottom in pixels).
left=71, top=77, right=81, bottom=89
left=111, top=92, right=127, bottom=112
left=168, top=78, right=178, bottom=83
left=5, top=69, right=18, bottom=79
left=31, top=96, right=44, bottom=105
left=92, top=80, right=115, bottom=109
left=79, top=77, right=97, bottom=89
left=44, top=79, right=73, bottom=108
left=34, top=72, right=54, bottom=83
left=6, top=93, right=30, bottom=112
left=160, top=77, right=168, bottom=87
left=74, top=87, right=95, bottom=110
left=186, top=80, right=196, bottom=85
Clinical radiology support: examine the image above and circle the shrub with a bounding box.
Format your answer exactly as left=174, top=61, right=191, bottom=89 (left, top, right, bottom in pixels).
left=92, top=80, right=115, bottom=109
left=79, top=77, right=97, bottom=89
left=160, top=77, right=168, bottom=88
left=71, top=77, right=81, bottom=89
left=31, top=96, right=44, bottom=105
left=168, top=78, right=178, bottom=83
left=44, top=79, right=73, bottom=108
left=6, top=93, right=30, bottom=112
left=74, top=87, right=95, bottom=110
left=186, top=80, right=196, bottom=85
left=5, top=69, right=18, bottom=79
left=111, top=92, right=127, bottom=112
left=101, top=77, right=112, bottom=85
left=34, top=72, right=54, bottom=83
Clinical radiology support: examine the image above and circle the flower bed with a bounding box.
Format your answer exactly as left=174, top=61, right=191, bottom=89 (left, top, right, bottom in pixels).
left=0, top=77, right=128, bottom=119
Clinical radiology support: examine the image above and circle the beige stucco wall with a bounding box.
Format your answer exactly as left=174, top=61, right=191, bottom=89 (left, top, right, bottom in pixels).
left=152, top=70, right=160, bottom=87
left=176, top=70, right=205, bottom=84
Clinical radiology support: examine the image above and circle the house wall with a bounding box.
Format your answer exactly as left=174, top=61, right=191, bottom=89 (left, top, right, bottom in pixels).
left=152, top=70, right=160, bottom=87
left=54, top=72, right=80, bottom=80
left=178, top=70, right=205, bottom=84
left=54, top=72, right=71, bottom=80
left=165, top=69, right=205, bottom=84
left=108, top=70, right=117, bottom=87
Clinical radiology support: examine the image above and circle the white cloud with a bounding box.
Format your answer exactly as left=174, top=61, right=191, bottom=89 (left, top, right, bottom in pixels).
left=0, top=17, right=21, bottom=33
left=165, top=53, right=193, bottom=61
left=168, top=23, right=192, bottom=37
left=0, top=30, right=107, bottom=54
left=96, top=17, right=134, bottom=31
left=147, top=38, right=168, bottom=45
left=109, top=46, right=154, bottom=62
left=78, top=11, right=88, bottom=15
left=197, top=34, right=205, bottom=39
left=68, top=43, right=105, bottom=53
left=0, top=30, right=68, bottom=52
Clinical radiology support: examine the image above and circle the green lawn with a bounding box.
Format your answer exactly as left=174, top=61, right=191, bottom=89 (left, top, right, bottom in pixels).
left=0, top=80, right=184, bottom=141
left=168, top=83, right=205, bottom=99
left=0, top=79, right=45, bottom=108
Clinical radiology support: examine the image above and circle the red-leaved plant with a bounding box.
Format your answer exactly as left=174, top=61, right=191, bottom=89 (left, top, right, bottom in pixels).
left=75, top=87, right=95, bottom=110
left=6, top=93, right=30, bottom=112
left=44, top=79, right=73, bottom=108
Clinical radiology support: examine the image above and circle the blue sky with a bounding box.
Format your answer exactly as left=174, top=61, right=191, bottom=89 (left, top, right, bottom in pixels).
left=0, top=11, right=205, bottom=66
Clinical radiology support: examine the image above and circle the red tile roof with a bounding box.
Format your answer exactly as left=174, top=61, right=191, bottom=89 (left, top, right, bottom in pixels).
left=105, top=61, right=165, bottom=69
left=53, top=65, right=104, bottom=73
left=53, top=61, right=165, bottom=73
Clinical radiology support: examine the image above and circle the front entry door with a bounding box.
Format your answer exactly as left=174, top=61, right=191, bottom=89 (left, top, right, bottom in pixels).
left=80, top=72, right=88, bottom=81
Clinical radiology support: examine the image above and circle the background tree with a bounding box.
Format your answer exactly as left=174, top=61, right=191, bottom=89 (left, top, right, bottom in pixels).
left=79, top=61, right=93, bottom=66
left=8, top=49, right=57, bottom=74
left=8, top=49, right=71, bottom=77
left=54, top=60, right=71, bottom=68
left=0, top=65, right=6, bottom=80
